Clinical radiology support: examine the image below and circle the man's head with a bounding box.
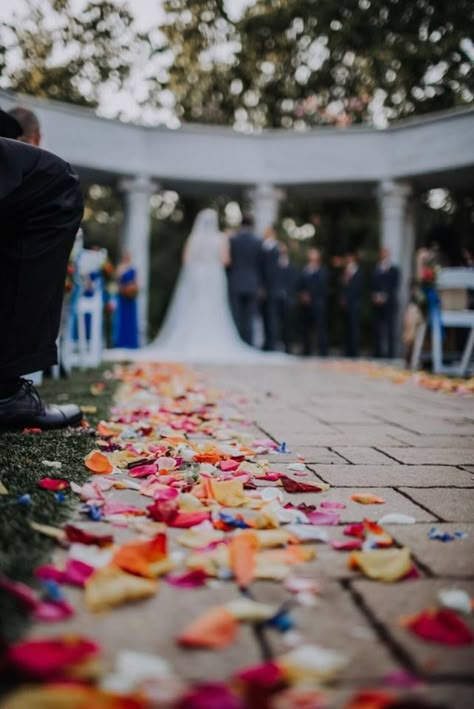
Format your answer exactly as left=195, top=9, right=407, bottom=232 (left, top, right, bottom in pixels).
left=0, top=107, right=22, bottom=138
left=8, top=106, right=41, bottom=146
left=240, top=213, right=254, bottom=230
left=346, top=251, right=358, bottom=266
left=307, top=247, right=321, bottom=267
left=380, top=246, right=390, bottom=262
left=263, top=224, right=276, bottom=241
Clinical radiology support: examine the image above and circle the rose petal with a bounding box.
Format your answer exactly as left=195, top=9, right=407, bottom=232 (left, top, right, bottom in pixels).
left=38, top=478, right=69, bottom=492
left=84, top=450, right=113, bottom=474
left=177, top=607, right=238, bottom=649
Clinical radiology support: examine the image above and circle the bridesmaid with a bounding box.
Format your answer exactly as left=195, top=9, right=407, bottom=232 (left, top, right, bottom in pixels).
left=115, top=251, right=139, bottom=349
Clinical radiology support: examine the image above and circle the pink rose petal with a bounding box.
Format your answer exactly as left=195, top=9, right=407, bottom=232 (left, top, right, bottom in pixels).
left=321, top=501, right=346, bottom=509
left=165, top=570, right=209, bottom=588
left=308, top=510, right=340, bottom=526
left=129, top=463, right=158, bottom=478
left=331, top=539, right=362, bottom=551
left=33, top=600, right=75, bottom=622
left=0, top=576, right=38, bottom=611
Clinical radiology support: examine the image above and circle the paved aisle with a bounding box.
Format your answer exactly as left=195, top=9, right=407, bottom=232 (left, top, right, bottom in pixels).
left=22, top=362, right=474, bottom=707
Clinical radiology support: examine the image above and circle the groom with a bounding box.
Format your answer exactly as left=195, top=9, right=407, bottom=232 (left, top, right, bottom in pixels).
left=228, top=214, right=262, bottom=346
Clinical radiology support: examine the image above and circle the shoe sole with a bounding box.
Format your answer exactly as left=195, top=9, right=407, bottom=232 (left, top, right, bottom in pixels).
left=0, top=412, right=84, bottom=432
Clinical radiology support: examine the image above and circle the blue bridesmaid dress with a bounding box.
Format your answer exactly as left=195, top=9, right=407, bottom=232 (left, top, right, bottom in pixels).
left=116, top=267, right=139, bottom=348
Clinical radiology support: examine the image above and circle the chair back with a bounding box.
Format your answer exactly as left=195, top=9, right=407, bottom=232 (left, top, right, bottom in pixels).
left=437, top=268, right=474, bottom=290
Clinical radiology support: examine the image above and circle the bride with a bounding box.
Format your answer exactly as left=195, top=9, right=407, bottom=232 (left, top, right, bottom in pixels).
left=138, top=209, right=287, bottom=364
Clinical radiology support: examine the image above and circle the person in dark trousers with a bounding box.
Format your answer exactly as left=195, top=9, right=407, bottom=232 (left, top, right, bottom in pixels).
left=275, top=243, right=298, bottom=353
left=341, top=252, right=363, bottom=357
left=260, top=225, right=281, bottom=351
left=298, top=248, right=329, bottom=356
left=371, top=246, right=400, bottom=358
left=228, top=214, right=262, bottom=345
left=0, top=109, right=84, bottom=429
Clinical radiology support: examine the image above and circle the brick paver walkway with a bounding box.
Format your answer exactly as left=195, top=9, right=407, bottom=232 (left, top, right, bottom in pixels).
left=24, top=362, right=474, bottom=706
left=208, top=362, right=474, bottom=705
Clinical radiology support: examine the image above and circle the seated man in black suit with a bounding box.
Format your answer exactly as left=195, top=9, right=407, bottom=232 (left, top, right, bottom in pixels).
left=298, top=248, right=329, bottom=356
left=8, top=105, right=41, bottom=147
left=371, top=246, right=400, bottom=358
left=228, top=214, right=262, bottom=345
left=0, top=108, right=83, bottom=429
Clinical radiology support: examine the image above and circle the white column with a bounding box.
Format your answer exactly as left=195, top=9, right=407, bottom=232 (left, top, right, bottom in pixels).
left=400, top=198, right=416, bottom=319
left=377, top=180, right=412, bottom=268
left=119, top=175, right=158, bottom=346
left=251, top=183, right=282, bottom=236
left=377, top=180, right=414, bottom=356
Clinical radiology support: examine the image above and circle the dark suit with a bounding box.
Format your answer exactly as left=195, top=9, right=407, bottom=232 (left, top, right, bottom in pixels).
left=341, top=266, right=363, bottom=357
left=371, top=263, right=399, bottom=358
left=299, top=266, right=329, bottom=356
left=0, top=137, right=83, bottom=378
left=276, top=260, right=298, bottom=353
left=260, top=240, right=280, bottom=350
left=228, top=229, right=262, bottom=345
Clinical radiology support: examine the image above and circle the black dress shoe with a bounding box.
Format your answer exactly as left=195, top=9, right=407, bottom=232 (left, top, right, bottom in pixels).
left=0, top=380, right=83, bottom=430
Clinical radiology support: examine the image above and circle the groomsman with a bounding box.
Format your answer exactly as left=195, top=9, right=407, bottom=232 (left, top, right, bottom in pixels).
left=228, top=215, right=262, bottom=345
left=260, top=225, right=281, bottom=351
left=298, top=248, right=329, bottom=356
left=371, top=247, right=400, bottom=358
left=341, top=252, right=363, bottom=357
left=276, top=243, right=298, bottom=353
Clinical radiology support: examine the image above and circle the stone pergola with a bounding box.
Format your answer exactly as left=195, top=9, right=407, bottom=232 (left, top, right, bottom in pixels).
left=2, top=90, right=473, bottom=345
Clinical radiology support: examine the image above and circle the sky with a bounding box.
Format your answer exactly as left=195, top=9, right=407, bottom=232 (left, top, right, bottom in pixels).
left=0, top=0, right=255, bottom=124
left=0, top=0, right=253, bottom=27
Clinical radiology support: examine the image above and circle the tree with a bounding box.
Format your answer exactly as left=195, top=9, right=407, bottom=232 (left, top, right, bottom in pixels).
left=160, top=0, right=239, bottom=124
left=160, top=0, right=474, bottom=128
left=0, top=0, right=149, bottom=107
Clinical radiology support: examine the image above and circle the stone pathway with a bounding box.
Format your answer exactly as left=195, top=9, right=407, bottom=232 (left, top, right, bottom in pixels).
left=206, top=362, right=474, bottom=704
left=15, top=361, right=474, bottom=707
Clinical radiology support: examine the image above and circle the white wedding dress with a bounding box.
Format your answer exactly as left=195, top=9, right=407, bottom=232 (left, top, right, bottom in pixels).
left=117, top=209, right=288, bottom=364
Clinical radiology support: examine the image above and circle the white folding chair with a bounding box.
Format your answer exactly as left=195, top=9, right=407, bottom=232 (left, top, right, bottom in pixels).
left=412, top=269, right=474, bottom=376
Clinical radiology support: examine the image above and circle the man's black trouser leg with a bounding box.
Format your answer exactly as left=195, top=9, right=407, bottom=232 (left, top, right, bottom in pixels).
left=0, top=156, right=83, bottom=379
left=314, top=302, right=328, bottom=356
left=300, top=305, right=313, bottom=356
left=345, top=307, right=360, bottom=357
left=262, top=297, right=278, bottom=351
left=374, top=307, right=384, bottom=357
left=240, top=294, right=256, bottom=345
left=277, top=298, right=291, bottom=352
left=387, top=306, right=397, bottom=358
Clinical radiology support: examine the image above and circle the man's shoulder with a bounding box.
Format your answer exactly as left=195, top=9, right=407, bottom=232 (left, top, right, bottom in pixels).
left=232, top=229, right=260, bottom=246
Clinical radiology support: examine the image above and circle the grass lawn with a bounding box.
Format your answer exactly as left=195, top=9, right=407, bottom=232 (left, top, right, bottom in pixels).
left=0, top=367, right=117, bottom=645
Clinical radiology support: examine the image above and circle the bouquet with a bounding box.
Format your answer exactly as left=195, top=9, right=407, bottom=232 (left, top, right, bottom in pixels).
left=119, top=282, right=138, bottom=299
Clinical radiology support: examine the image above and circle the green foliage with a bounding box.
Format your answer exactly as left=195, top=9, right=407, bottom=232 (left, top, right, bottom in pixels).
left=161, top=0, right=474, bottom=128
left=0, top=0, right=149, bottom=106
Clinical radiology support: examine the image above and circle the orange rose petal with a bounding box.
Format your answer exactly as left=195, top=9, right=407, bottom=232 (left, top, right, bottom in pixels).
left=177, top=607, right=237, bottom=648
left=351, top=493, right=386, bottom=505
left=348, top=548, right=412, bottom=582
left=97, top=422, right=116, bottom=437
left=229, top=530, right=258, bottom=588
left=112, top=533, right=169, bottom=578
left=84, top=451, right=113, bottom=475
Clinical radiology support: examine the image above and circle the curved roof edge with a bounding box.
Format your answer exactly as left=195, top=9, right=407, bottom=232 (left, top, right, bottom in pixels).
left=1, top=88, right=473, bottom=137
